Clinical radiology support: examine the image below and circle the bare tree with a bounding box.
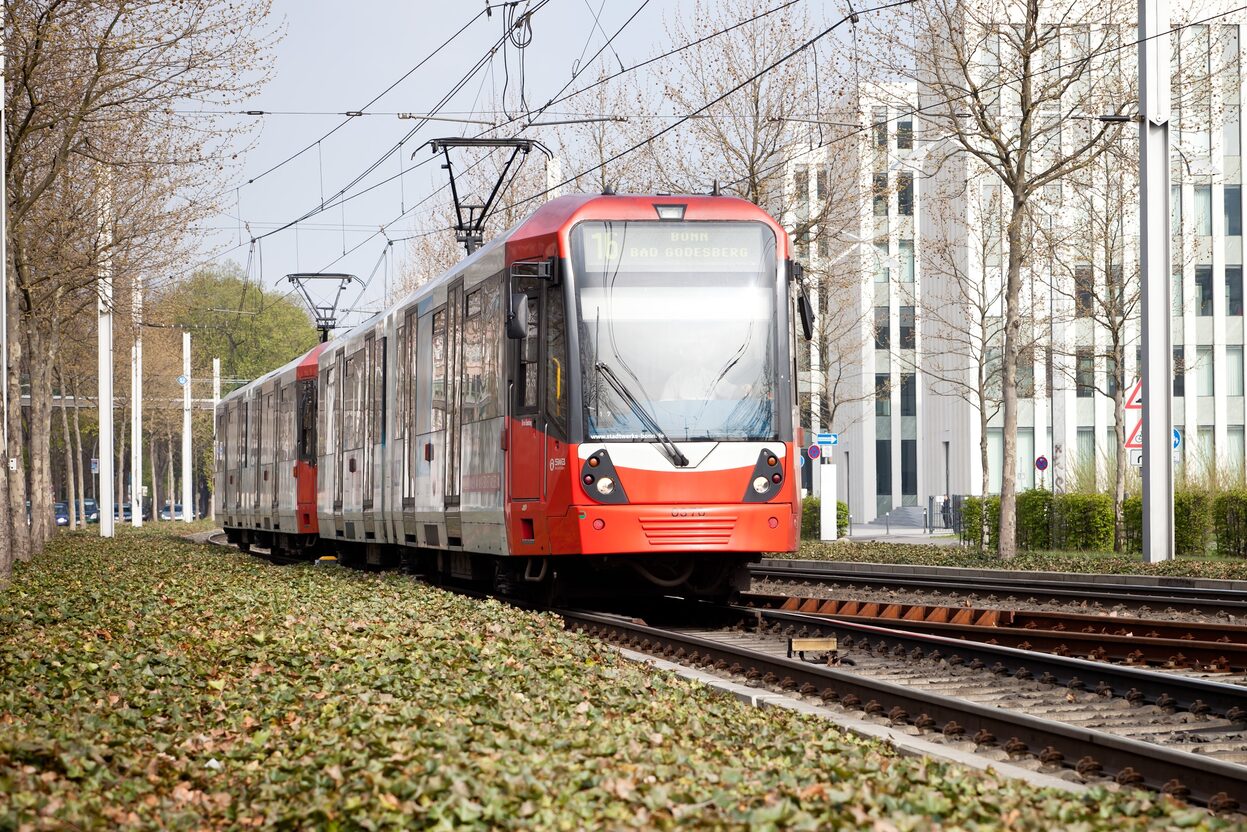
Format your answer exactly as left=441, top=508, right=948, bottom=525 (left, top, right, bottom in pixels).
left=856, top=0, right=1140, bottom=556
left=1037, top=141, right=1140, bottom=550
left=3, top=0, right=277, bottom=570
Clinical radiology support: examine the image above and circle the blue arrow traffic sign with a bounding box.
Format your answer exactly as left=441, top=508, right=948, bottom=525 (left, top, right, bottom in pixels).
left=817, top=432, right=839, bottom=446
left=1173, top=428, right=1182, bottom=450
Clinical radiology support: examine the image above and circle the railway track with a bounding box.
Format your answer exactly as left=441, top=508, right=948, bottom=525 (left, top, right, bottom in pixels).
left=752, top=559, right=1247, bottom=618
left=742, top=591, right=1247, bottom=673
left=565, top=604, right=1247, bottom=810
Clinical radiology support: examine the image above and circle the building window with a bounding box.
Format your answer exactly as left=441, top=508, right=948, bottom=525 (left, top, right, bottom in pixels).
left=1198, top=427, right=1215, bottom=466
left=873, top=107, right=888, bottom=148
left=1196, top=266, right=1214, bottom=315
left=873, top=172, right=888, bottom=216
left=1196, top=345, right=1214, bottom=396
left=875, top=374, right=891, bottom=416
left=1226, top=103, right=1242, bottom=156
left=1172, top=185, right=1182, bottom=235
left=1106, top=355, right=1120, bottom=398
left=1196, top=185, right=1212, bottom=235
left=900, top=373, right=916, bottom=416
left=1227, top=185, right=1242, bottom=236
left=1075, top=265, right=1093, bottom=317
left=901, top=439, right=917, bottom=497
left=876, top=439, right=892, bottom=498
left=875, top=241, right=890, bottom=283
left=874, top=374, right=892, bottom=419
left=1228, top=345, right=1245, bottom=396
left=1076, top=348, right=1094, bottom=398
left=875, top=306, right=890, bottom=349
left=1076, top=427, right=1095, bottom=468
left=897, top=116, right=914, bottom=149
left=1228, top=266, right=1244, bottom=316
left=1174, top=346, right=1186, bottom=397
left=1173, top=271, right=1184, bottom=317
left=899, top=239, right=915, bottom=282
left=1045, top=345, right=1054, bottom=392
left=1017, top=354, right=1035, bottom=398
left=1229, top=426, right=1246, bottom=479
left=899, top=306, right=916, bottom=349
left=897, top=172, right=914, bottom=216
left=816, top=164, right=830, bottom=202
left=817, top=235, right=829, bottom=260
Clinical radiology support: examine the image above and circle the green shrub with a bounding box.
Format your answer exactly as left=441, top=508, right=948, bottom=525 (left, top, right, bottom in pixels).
left=1015, top=489, right=1052, bottom=551
left=800, top=496, right=849, bottom=539
left=1214, top=489, right=1247, bottom=557
left=1051, top=492, right=1114, bottom=551
left=959, top=495, right=999, bottom=551
left=1121, top=494, right=1143, bottom=554
left=1173, top=490, right=1213, bottom=556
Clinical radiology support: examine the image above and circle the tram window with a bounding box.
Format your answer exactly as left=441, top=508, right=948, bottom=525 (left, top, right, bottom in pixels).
left=374, top=336, right=386, bottom=445
left=241, top=402, right=249, bottom=466
left=432, top=309, right=447, bottom=430
left=516, top=287, right=540, bottom=413
left=298, top=378, right=317, bottom=464
left=317, top=367, right=330, bottom=458
left=545, top=281, right=567, bottom=433
left=465, top=289, right=484, bottom=422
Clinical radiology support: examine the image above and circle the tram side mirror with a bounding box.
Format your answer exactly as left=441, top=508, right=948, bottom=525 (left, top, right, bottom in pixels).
left=798, top=292, right=815, bottom=341
left=507, top=292, right=529, bottom=340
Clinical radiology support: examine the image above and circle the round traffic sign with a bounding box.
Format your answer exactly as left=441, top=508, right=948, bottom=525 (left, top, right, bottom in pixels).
left=807, top=444, right=822, bottom=460
left=1173, top=428, right=1182, bottom=450
left=176, top=374, right=188, bottom=387
left=1035, top=455, right=1048, bottom=472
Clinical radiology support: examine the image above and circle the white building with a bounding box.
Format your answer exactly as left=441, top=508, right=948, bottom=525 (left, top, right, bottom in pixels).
left=790, top=16, right=1247, bottom=523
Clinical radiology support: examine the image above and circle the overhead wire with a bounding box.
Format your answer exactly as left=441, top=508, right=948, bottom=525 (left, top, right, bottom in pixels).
left=241, top=7, right=489, bottom=187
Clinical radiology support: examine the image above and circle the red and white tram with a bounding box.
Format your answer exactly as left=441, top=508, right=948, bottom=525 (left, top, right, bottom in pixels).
left=216, top=193, right=806, bottom=598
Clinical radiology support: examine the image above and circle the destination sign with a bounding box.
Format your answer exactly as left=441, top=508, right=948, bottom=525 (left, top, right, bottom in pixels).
left=578, top=223, right=771, bottom=271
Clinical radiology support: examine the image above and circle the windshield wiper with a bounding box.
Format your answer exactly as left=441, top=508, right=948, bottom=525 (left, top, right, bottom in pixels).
left=594, top=361, right=689, bottom=467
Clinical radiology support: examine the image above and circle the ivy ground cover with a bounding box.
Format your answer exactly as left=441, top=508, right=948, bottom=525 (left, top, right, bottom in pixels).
left=0, top=529, right=1238, bottom=829
left=791, top=540, right=1247, bottom=582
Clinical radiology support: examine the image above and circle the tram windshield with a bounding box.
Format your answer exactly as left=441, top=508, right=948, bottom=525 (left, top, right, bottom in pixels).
left=572, top=221, right=779, bottom=443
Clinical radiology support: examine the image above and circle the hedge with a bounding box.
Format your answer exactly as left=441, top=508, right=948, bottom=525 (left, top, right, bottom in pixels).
left=1051, top=492, right=1114, bottom=552
left=1173, top=490, right=1213, bottom=556
left=800, top=496, right=849, bottom=539
left=1214, top=489, right=1247, bottom=558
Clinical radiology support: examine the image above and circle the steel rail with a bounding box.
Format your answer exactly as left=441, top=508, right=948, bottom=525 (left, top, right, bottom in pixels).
left=563, top=607, right=1247, bottom=809
left=753, top=561, right=1247, bottom=613
left=740, top=606, right=1247, bottom=718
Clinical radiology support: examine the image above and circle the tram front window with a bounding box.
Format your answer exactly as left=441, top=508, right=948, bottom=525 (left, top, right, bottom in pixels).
left=572, top=221, right=779, bottom=443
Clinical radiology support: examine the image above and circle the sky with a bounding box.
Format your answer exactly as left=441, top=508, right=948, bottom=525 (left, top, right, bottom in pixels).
left=200, top=0, right=722, bottom=330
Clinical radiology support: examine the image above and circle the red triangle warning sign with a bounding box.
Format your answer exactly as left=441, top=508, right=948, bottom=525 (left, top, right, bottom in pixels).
left=1124, top=418, right=1144, bottom=449
left=1124, top=379, right=1143, bottom=410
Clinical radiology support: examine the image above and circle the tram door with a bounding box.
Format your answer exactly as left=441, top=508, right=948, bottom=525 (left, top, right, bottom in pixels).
left=444, top=280, right=464, bottom=542
left=508, top=277, right=544, bottom=502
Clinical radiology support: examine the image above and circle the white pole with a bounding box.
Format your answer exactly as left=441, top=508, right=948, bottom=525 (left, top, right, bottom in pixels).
left=211, top=357, right=220, bottom=522
left=131, top=277, right=142, bottom=527
left=1, top=35, right=8, bottom=456
left=1139, top=0, right=1174, bottom=561
left=820, top=461, right=838, bottom=541
left=98, top=167, right=114, bottom=539
left=182, top=331, right=192, bottom=522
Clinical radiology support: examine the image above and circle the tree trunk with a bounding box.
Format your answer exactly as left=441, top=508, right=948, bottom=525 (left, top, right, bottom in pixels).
left=1112, top=345, right=1127, bottom=552
left=150, top=434, right=159, bottom=522
left=71, top=376, right=87, bottom=525
left=167, top=433, right=175, bottom=520
left=998, top=199, right=1028, bottom=560
left=116, top=400, right=128, bottom=519
left=7, top=268, right=30, bottom=562
left=27, top=322, right=56, bottom=553
left=58, top=367, right=77, bottom=529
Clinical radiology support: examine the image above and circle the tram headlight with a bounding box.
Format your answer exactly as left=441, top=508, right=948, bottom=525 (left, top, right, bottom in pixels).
left=752, top=476, right=770, bottom=494
left=596, top=477, right=616, bottom=496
